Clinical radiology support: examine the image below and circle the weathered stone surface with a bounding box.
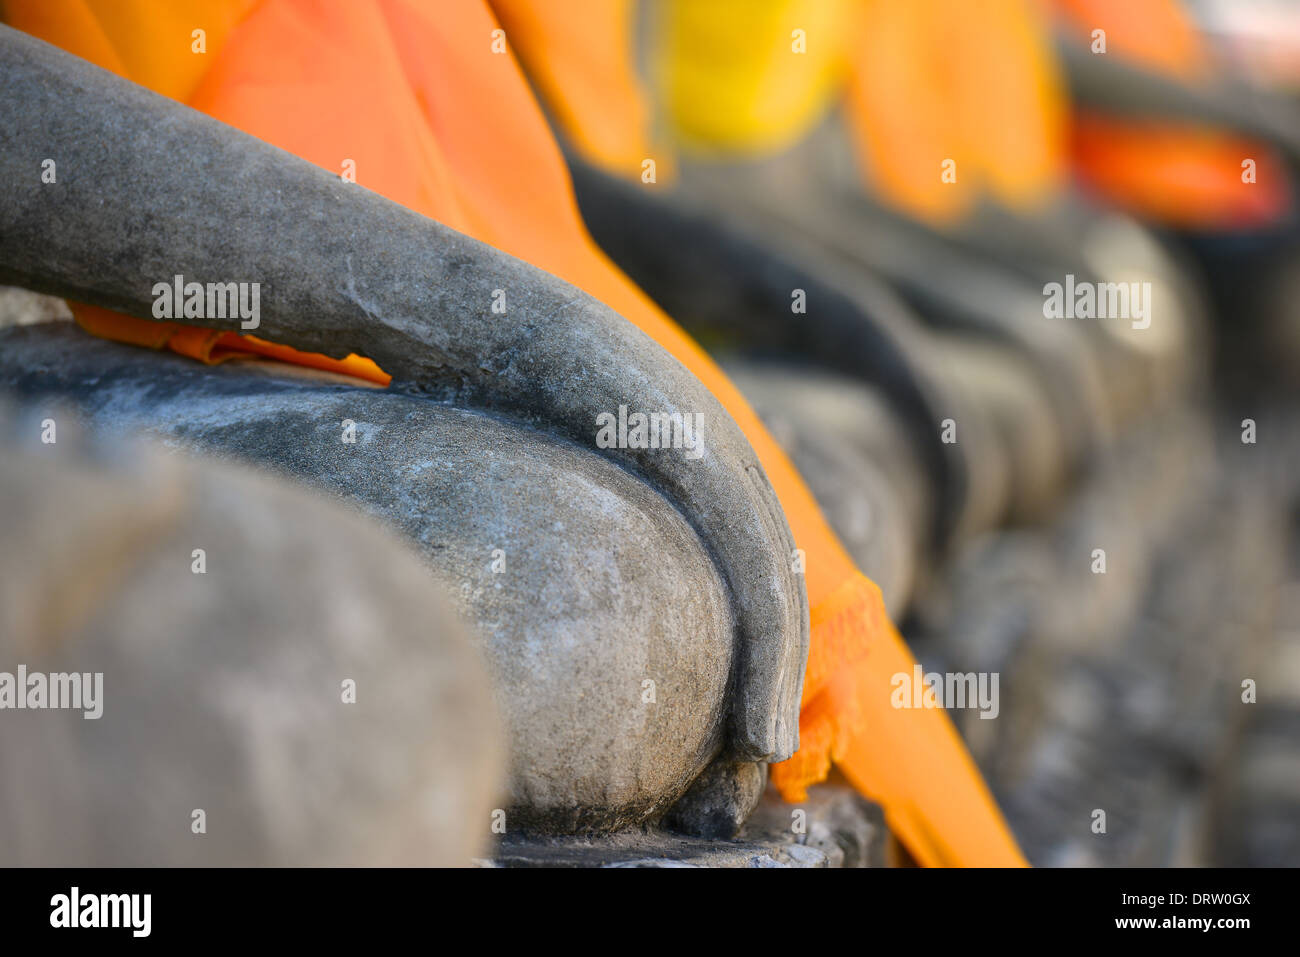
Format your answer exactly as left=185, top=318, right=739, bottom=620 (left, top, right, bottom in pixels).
left=912, top=411, right=1291, bottom=866
left=1066, top=213, right=1208, bottom=422
left=1211, top=516, right=1300, bottom=867
left=742, top=777, right=887, bottom=868
left=489, top=782, right=884, bottom=867
left=662, top=130, right=1173, bottom=460
left=0, top=323, right=739, bottom=833
left=571, top=155, right=1090, bottom=547
left=722, top=359, right=927, bottom=615
left=1215, top=705, right=1300, bottom=866
left=0, top=26, right=807, bottom=765
left=664, top=760, right=767, bottom=840
left=926, top=339, right=1069, bottom=524
left=570, top=158, right=969, bottom=551
left=0, top=404, right=504, bottom=866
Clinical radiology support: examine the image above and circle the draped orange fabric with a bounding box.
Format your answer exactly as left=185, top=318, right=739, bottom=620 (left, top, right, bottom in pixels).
left=490, top=0, right=657, bottom=180
left=0, top=0, right=387, bottom=383
left=6, top=0, right=1025, bottom=865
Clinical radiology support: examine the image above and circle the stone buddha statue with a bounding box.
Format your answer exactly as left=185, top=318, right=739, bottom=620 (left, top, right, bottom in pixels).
left=0, top=25, right=808, bottom=850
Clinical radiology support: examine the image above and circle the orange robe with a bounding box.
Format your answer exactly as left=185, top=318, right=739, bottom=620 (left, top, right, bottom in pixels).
left=1055, top=0, right=1292, bottom=229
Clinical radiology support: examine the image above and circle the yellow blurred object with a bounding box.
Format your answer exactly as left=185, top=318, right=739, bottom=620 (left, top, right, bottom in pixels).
left=655, top=0, right=858, bottom=157
left=1, top=0, right=257, bottom=101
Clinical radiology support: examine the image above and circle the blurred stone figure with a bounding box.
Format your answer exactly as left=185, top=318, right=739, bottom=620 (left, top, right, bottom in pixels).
left=0, top=405, right=505, bottom=866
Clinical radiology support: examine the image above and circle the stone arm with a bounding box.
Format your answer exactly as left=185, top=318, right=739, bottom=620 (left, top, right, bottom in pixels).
left=0, top=24, right=807, bottom=763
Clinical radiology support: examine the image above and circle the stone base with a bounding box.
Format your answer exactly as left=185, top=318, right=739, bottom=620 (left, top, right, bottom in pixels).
left=483, top=782, right=885, bottom=868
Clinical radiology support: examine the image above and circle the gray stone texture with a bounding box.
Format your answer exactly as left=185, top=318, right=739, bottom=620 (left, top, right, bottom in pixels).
left=0, top=323, right=738, bottom=833
left=489, top=781, right=884, bottom=867
left=0, top=403, right=504, bottom=866
left=0, top=25, right=807, bottom=766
